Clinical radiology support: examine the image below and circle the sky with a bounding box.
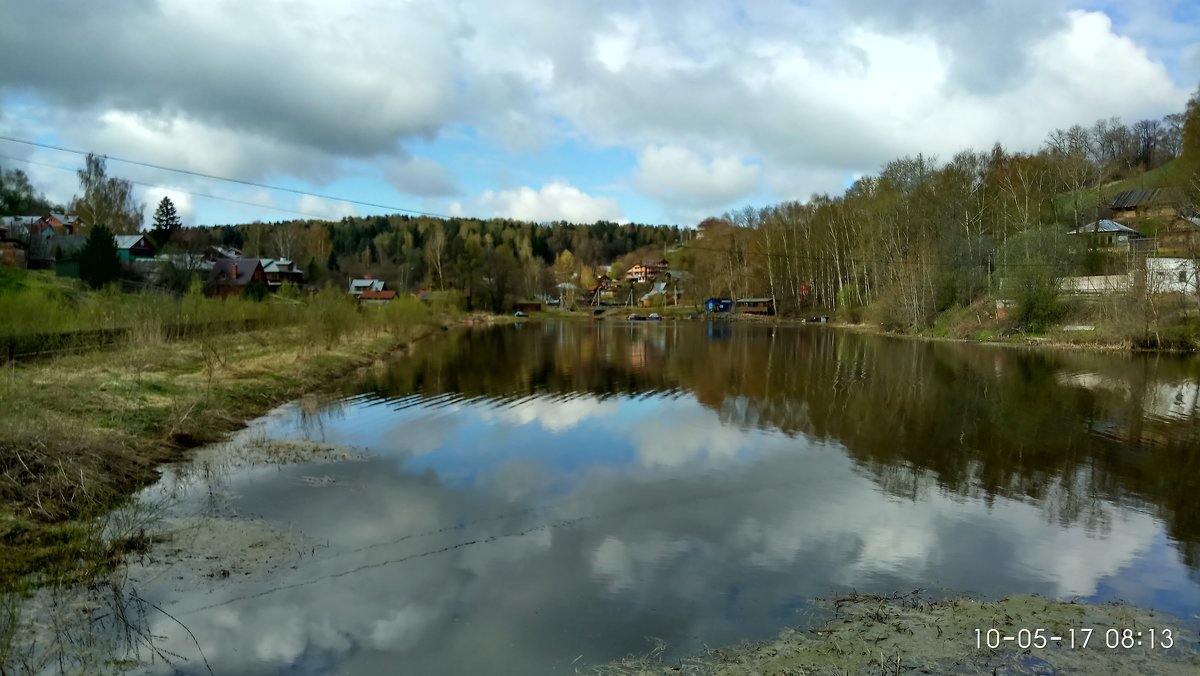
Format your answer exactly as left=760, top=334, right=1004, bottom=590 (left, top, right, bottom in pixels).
left=1, top=0, right=1198, bottom=229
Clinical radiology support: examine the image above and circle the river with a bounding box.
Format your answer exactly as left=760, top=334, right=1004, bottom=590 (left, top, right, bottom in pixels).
left=91, top=321, right=1200, bottom=673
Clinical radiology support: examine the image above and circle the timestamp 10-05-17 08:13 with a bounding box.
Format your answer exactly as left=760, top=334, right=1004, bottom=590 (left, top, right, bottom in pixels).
left=974, top=627, right=1175, bottom=650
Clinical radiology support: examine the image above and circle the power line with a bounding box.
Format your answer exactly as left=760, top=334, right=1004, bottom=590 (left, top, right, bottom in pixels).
left=0, top=134, right=454, bottom=220
left=0, top=153, right=346, bottom=222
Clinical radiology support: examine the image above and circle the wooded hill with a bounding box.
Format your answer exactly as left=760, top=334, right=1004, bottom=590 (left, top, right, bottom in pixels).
left=677, top=89, right=1200, bottom=336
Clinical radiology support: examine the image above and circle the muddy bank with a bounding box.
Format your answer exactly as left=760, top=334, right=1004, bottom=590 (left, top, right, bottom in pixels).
left=589, top=592, right=1200, bottom=675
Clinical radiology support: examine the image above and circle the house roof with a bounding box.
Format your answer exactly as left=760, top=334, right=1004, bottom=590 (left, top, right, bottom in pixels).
left=46, top=212, right=79, bottom=224
left=1109, top=189, right=1161, bottom=210
left=208, top=258, right=264, bottom=286
left=208, top=245, right=244, bottom=259
left=114, top=235, right=150, bottom=250
left=1070, top=220, right=1142, bottom=235
left=350, top=278, right=385, bottom=291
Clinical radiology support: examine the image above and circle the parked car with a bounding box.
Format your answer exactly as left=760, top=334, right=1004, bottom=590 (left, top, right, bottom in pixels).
left=514, top=310, right=528, bottom=317
left=647, top=313, right=663, bottom=321
left=627, top=314, right=645, bottom=321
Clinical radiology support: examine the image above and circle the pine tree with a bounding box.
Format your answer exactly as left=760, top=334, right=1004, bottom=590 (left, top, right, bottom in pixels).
left=79, top=223, right=121, bottom=289
left=327, top=250, right=340, bottom=272
left=150, top=196, right=183, bottom=247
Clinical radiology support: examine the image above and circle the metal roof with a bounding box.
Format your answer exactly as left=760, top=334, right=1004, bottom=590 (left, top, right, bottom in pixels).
left=114, top=235, right=147, bottom=249
left=1109, top=189, right=1161, bottom=210
left=1069, top=220, right=1142, bottom=235
left=208, top=258, right=263, bottom=285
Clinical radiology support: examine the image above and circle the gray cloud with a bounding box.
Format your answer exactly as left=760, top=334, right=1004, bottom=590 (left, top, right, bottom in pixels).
left=384, top=156, right=461, bottom=198
left=0, top=1, right=1192, bottom=222
left=834, top=0, right=1068, bottom=92
left=0, top=1, right=467, bottom=156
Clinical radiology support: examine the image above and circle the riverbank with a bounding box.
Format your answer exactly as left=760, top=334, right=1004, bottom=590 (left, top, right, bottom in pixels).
left=0, top=300, right=480, bottom=590
left=590, top=592, right=1200, bottom=675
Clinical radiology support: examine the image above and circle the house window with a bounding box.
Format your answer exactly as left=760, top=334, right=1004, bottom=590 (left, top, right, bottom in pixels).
left=1180, top=271, right=1188, bottom=284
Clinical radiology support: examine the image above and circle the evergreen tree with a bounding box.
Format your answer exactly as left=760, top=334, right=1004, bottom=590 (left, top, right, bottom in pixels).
left=79, top=223, right=121, bottom=289
left=327, top=250, right=340, bottom=272
left=150, top=196, right=183, bottom=247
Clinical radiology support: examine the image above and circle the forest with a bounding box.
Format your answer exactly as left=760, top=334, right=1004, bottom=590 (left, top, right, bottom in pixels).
left=679, top=91, right=1200, bottom=338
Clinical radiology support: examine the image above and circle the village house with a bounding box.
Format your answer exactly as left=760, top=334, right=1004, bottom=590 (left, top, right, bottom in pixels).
left=349, top=276, right=386, bottom=298
left=624, top=259, right=670, bottom=283
left=0, top=217, right=34, bottom=268
left=115, top=235, right=156, bottom=261
left=206, top=258, right=267, bottom=298
left=625, top=262, right=653, bottom=283
left=206, top=245, right=244, bottom=261
left=1068, top=219, right=1143, bottom=249
left=1158, top=216, right=1200, bottom=254
left=260, top=258, right=304, bottom=288
left=1146, top=257, right=1200, bottom=295
left=1108, top=189, right=1174, bottom=224
left=39, top=213, right=85, bottom=235
left=639, top=281, right=684, bottom=307
left=735, top=297, right=777, bottom=315
left=359, top=289, right=397, bottom=305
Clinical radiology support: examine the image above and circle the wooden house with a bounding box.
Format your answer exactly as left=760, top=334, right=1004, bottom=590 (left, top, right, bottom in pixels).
left=1158, top=216, right=1200, bottom=254
left=1109, top=189, right=1173, bottom=224
left=39, top=213, right=84, bottom=235
left=115, top=235, right=156, bottom=261
left=625, top=262, right=653, bottom=283
left=206, top=258, right=267, bottom=298
left=734, top=297, right=776, bottom=315
left=359, top=289, right=398, bottom=305
left=513, top=301, right=543, bottom=313
left=260, top=258, right=304, bottom=288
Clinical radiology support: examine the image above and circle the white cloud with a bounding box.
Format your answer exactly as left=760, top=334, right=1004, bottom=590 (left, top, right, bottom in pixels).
left=633, top=146, right=761, bottom=209
left=0, top=1, right=1193, bottom=224
left=140, top=186, right=195, bottom=227
left=467, top=181, right=626, bottom=223
left=484, top=395, right=623, bottom=433
left=296, top=195, right=358, bottom=221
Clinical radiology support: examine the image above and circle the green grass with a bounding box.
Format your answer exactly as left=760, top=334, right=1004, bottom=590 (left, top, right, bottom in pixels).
left=1054, top=159, right=1179, bottom=219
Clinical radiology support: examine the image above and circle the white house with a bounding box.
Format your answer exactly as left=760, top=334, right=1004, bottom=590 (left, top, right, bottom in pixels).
left=1146, top=257, right=1200, bottom=295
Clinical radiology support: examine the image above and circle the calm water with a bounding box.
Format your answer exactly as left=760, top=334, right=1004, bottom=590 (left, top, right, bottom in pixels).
left=132, top=321, right=1200, bottom=674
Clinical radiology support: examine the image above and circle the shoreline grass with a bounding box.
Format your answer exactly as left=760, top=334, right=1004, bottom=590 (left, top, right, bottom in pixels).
left=0, top=287, right=462, bottom=591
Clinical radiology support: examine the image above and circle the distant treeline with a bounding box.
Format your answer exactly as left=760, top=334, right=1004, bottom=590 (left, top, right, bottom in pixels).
left=166, top=215, right=685, bottom=310
left=678, top=89, right=1200, bottom=333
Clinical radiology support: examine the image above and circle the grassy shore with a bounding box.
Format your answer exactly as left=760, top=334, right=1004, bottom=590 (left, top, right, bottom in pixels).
left=0, top=281, right=467, bottom=590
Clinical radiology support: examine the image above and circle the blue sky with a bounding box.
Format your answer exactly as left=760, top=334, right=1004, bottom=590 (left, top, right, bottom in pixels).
left=1, top=0, right=1197, bottom=228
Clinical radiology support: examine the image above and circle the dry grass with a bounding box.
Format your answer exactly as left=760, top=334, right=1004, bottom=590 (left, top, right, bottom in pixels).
left=0, top=295, right=447, bottom=590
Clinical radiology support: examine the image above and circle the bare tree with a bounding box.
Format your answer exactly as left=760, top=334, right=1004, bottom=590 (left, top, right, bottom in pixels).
left=69, top=154, right=143, bottom=234
left=1162, top=113, right=1185, bottom=160
left=424, top=222, right=446, bottom=289
left=1132, top=119, right=1163, bottom=169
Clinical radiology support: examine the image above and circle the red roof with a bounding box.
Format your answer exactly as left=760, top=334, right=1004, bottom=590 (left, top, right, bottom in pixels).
left=360, top=290, right=397, bottom=300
